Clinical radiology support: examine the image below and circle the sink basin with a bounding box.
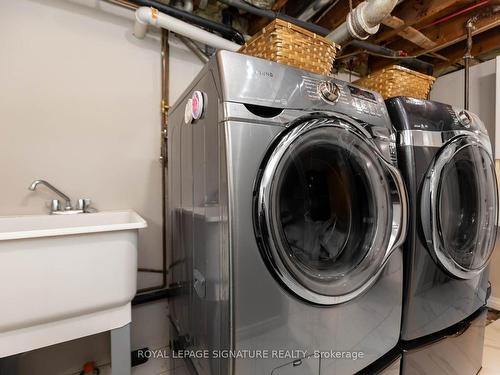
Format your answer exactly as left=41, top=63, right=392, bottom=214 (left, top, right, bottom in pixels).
left=0, top=210, right=147, bottom=357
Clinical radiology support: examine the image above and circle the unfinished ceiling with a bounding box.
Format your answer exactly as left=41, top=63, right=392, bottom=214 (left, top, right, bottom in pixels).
left=244, top=0, right=500, bottom=77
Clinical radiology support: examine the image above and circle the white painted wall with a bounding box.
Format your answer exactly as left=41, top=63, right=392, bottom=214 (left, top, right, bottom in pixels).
left=0, top=1, right=204, bottom=374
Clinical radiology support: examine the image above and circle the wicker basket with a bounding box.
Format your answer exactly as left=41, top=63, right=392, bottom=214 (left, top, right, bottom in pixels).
left=239, top=19, right=339, bottom=76
left=355, top=65, right=436, bottom=100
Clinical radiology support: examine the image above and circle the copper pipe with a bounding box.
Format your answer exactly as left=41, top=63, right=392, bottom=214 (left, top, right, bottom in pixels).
left=136, top=30, right=169, bottom=295
left=104, top=0, right=171, bottom=297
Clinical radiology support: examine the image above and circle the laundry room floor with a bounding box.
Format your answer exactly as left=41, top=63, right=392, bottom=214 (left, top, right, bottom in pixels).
left=481, top=309, right=500, bottom=374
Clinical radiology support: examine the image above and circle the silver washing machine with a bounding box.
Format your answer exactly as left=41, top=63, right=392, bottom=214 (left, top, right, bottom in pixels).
left=167, top=51, right=407, bottom=375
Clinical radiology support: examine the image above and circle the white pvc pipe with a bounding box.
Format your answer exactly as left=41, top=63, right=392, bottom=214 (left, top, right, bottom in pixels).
left=326, top=0, right=398, bottom=44
left=133, top=7, right=241, bottom=52
left=363, top=0, right=398, bottom=25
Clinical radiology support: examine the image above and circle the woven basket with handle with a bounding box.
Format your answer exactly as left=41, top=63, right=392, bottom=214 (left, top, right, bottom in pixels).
left=355, top=65, right=436, bottom=100
left=239, top=19, right=340, bottom=76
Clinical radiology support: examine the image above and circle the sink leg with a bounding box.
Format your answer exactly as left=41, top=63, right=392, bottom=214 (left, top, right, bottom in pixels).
left=111, top=323, right=131, bottom=375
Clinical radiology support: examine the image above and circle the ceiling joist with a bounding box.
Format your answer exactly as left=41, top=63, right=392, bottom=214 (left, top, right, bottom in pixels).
left=241, top=0, right=499, bottom=76
left=374, top=0, right=479, bottom=43
left=433, top=27, right=500, bottom=75
left=381, top=15, right=437, bottom=49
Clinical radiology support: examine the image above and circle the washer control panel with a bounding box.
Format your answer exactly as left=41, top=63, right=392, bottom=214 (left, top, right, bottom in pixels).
left=300, top=76, right=388, bottom=125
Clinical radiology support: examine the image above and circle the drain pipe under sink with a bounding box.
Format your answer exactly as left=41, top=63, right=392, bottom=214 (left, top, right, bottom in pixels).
left=326, top=0, right=398, bottom=45
left=133, top=6, right=241, bottom=51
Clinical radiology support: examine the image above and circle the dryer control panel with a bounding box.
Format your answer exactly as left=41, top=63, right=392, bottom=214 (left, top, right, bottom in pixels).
left=386, top=97, right=487, bottom=134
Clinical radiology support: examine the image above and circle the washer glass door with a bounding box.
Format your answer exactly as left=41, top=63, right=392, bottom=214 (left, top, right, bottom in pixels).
left=255, top=117, right=404, bottom=305
left=422, top=135, right=498, bottom=279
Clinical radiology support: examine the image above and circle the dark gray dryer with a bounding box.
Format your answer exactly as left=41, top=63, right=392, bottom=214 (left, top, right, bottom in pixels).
left=386, top=97, right=498, bottom=375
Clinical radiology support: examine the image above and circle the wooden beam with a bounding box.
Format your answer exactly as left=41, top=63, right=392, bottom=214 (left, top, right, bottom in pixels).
left=242, top=0, right=290, bottom=35
left=316, top=0, right=364, bottom=31
left=367, top=18, right=499, bottom=73
left=434, top=27, right=500, bottom=75
left=404, top=10, right=500, bottom=56
left=374, top=0, right=476, bottom=43
left=272, top=0, right=289, bottom=10
left=382, top=15, right=437, bottom=49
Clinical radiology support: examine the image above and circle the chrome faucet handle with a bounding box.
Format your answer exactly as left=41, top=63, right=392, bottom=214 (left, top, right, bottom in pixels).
left=77, top=199, right=96, bottom=213
left=50, top=199, right=61, bottom=213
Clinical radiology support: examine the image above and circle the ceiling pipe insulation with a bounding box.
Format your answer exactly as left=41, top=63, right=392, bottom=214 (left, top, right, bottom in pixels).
left=134, top=6, right=241, bottom=51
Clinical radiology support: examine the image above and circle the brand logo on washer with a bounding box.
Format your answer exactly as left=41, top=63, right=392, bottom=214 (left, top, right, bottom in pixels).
left=255, top=70, right=274, bottom=78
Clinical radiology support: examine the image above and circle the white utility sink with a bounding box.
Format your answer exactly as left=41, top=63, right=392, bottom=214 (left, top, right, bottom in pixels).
left=0, top=210, right=147, bottom=357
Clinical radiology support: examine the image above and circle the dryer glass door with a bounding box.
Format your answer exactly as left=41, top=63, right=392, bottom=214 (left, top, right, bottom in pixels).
left=422, top=135, right=498, bottom=279
left=255, top=117, right=405, bottom=305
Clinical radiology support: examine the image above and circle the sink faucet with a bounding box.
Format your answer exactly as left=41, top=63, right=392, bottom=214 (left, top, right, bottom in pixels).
left=29, top=179, right=94, bottom=214
left=29, top=180, right=72, bottom=210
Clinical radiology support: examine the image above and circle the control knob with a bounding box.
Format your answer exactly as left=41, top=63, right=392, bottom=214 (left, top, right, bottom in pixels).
left=458, top=110, right=472, bottom=128
left=318, top=81, right=340, bottom=103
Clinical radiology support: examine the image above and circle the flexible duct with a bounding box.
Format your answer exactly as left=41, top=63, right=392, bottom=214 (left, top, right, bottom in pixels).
left=327, top=0, right=398, bottom=44
left=134, top=7, right=241, bottom=51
